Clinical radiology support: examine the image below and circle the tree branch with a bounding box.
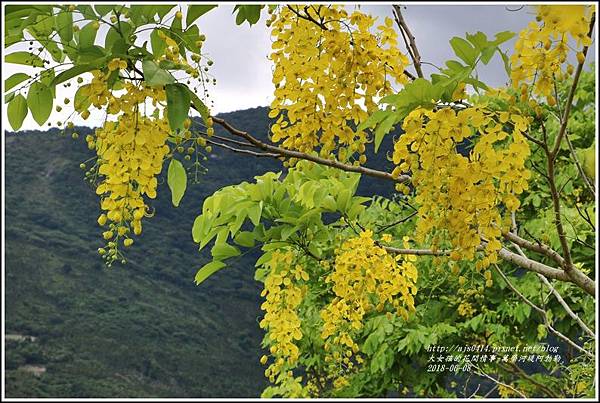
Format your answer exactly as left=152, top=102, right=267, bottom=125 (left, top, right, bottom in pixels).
left=550, top=14, right=595, bottom=159
left=212, top=116, right=411, bottom=184
left=392, top=5, right=424, bottom=78
left=508, top=215, right=595, bottom=340
left=287, top=5, right=329, bottom=31
left=564, top=129, right=596, bottom=198
left=502, top=230, right=566, bottom=268
left=471, top=363, right=527, bottom=398
left=537, top=274, right=595, bottom=339
left=493, top=264, right=594, bottom=359
left=204, top=138, right=281, bottom=158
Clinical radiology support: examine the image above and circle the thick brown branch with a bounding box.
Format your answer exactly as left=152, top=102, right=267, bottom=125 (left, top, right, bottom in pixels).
left=508, top=217, right=595, bottom=339
left=497, top=247, right=573, bottom=283
left=502, top=231, right=566, bottom=267
left=546, top=154, right=578, bottom=285
left=212, top=116, right=411, bottom=184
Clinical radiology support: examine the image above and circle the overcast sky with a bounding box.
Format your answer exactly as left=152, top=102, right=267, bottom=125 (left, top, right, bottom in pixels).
left=3, top=3, right=596, bottom=131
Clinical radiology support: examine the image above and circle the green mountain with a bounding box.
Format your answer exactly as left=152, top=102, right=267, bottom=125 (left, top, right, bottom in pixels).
left=4, top=106, right=398, bottom=397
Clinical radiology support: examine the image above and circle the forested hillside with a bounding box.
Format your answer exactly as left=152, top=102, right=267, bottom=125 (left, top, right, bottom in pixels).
left=4, top=106, right=397, bottom=397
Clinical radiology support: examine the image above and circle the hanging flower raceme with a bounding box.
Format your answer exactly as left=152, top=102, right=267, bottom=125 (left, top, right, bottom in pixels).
left=82, top=64, right=172, bottom=265
left=320, top=230, right=418, bottom=390
left=259, top=249, right=310, bottom=397
left=392, top=102, right=532, bottom=270
left=268, top=5, right=409, bottom=164
left=510, top=5, right=594, bottom=103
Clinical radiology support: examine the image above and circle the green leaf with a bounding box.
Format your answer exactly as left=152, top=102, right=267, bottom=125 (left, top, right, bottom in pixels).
left=181, top=25, right=201, bottom=53
left=167, top=159, right=187, bottom=207
left=492, top=31, right=515, bottom=46
left=165, top=83, right=191, bottom=133
left=55, top=11, right=73, bottom=43
left=192, top=213, right=211, bottom=244
left=5, top=73, right=29, bottom=92
left=39, top=69, right=55, bottom=98
left=105, top=23, right=132, bottom=55
left=76, top=46, right=107, bottom=64
left=480, top=46, right=496, bottom=65
left=27, top=81, right=52, bottom=126
left=94, top=5, right=118, bottom=17
left=142, top=60, right=175, bottom=87
left=159, top=60, right=185, bottom=70
left=169, top=15, right=185, bottom=57
left=248, top=202, right=263, bottom=226
left=195, top=261, right=227, bottom=285
left=50, top=65, right=96, bottom=87
left=464, top=77, right=489, bottom=92
left=150, top=29, right=167, bottom=58
left=357, top=109, right=388, bottom=132
left=187, top=87, right=210, bottom=125
left=498, top=47, right=511, bottom=77
left=7, top=94, right=28, bottom=131
left=465, top=31, right=488, bottom=50
left=78, top=22, right=98, bottom=48
left=211, top=243, right=241, bottom=260
left=374, top=113, right=396, bottom=153
left=5, top=52, right=44, bottom=67
left=76, top=5, right=97, bottom=19
left=74, top=84, right=92, bottom=112
left=449, top=37, right=478, bottom=66
left=30, top=32, right=64, bottom=63
left=155, top=5, right=176, bottom=20
left=5, top=92, right=16, bottom=104
left=187, top=5, right=217, bottom=26
left=234, top=231, right=255, bottom=247
left=445, top=60, right=466, bottom=72
left=234, top=5, right=263, bottom=26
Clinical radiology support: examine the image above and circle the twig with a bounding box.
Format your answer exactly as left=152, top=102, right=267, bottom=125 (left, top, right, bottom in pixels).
left=375, top=211, right=418, bottom=234
left=384, top=246, right=449, bottom=256
left=392, top=5, right=424, bottom=78
left=564, top=129, right=595, bottom=198
left=287, top=5, right=328, bottom=30
left=472, top=363, right=527, bottom=398
left=204, top=139, right=280, bottom=158
left=497, top=362, right=557, bottom=397
left=550, top=14, right=595, bottom=159
left=537, top=274, right=595, bottom=339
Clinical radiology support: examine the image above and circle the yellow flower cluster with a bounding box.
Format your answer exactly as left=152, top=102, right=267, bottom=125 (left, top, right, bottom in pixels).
left=268, top=5, right=409, bottom=163
left=259, top=250, right=309, bottom=389
left=392, top=105, right=532, bottom=268
left=457, top=301, right=476, bottom=318
left=511, top=5, right=594, bottom=103
left=83, top=66, right=171, bottom=264
left=320, top=230, right=418, bottom=389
